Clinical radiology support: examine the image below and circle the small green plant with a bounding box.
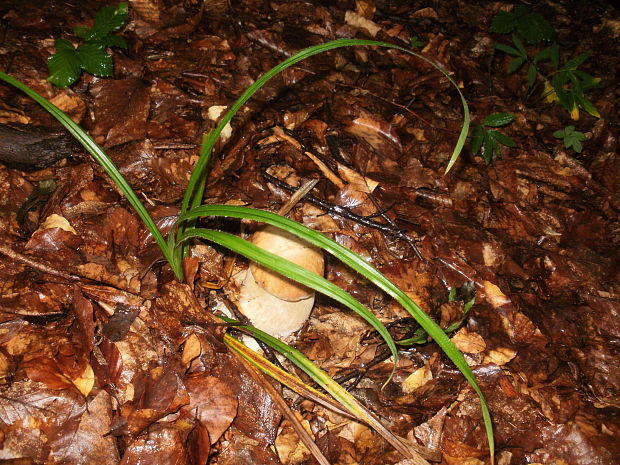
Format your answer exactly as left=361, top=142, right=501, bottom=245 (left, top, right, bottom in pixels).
left=0, top=38, right=493, bottom=461
left=471, top=112, right=516, bottom=163
left=397, top=283, right=475, bottom=346
left=491, top=5, right=600, bottom=120
left=553, top=125, right=585, bottom=153
left=490, top=4, right=555, bottom=44
left=409, top=35, right=424, bottom=49
left=47, top=3, right=129, bottom=88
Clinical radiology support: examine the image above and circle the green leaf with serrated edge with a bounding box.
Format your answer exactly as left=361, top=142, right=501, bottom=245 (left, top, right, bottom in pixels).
left=471, top=125, right=484, bottom=155
left=490, top=10, right=517, bottom=34
left=489, top=130, right=516, bottom=148
left=0, top=71, right=180, bottom=279
left=95, top=3, right=128, bottom=31
left=517, top=10, right=555, bottom=44
left=527, top=63, right=537, bottom=87
left=47, top=40, right=81, bottom=88
left=54, top=37, right=76, bottom=51
left=495, top=42, right=521, bottom=56
left=178, top=227, right=398, bottom=384
left=82, top=3, right=129, bottom=42
left=77, top=42, right=113, bottom=76
left=483, top=112, right=515, bottom=127
left=507, top=57, right=525, bottom=73
left=511, top=34, right=527, bottom=57
left=99, top=34, right=127, bottom=49
left=177, top=204, right=494, bottom=463
left=553, top=128, right=565, bottom=138
left=74, top=26, right=90, bottom=39
left=563, top=51, right=590, bottom=71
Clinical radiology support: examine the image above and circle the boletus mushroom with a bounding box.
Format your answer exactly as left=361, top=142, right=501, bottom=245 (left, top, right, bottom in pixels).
left=238, top=225, right=324, bottom=337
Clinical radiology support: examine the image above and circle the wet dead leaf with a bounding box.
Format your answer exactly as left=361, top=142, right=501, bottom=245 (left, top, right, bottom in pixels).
left=35, top=213, right=76, bottom=234
left=344, top=10, right=381, bottom=37
left=275, top=412, right=314, bottom=464
left=120, top=422, right=193, bottom=465
left=181, top=375, right=238, bottom=444
left=402, top=364, right=433, bottom=394
left=483, top=347, right=517, bottom=366
left=451, top=330, right=486, bottom=354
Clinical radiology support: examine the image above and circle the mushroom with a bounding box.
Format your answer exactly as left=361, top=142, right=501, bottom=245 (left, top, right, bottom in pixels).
left=237, top=225, right=324, bottom=338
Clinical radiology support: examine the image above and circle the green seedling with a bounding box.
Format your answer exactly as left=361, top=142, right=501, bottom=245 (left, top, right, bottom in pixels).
left=490, top=4, right=555, bottom=44
left=553, top=125, right=585, bottom=153
left=0, top=37, right=494, bottom=462
left=409, top=36, right=424, bottom=49
left=491, top=5, right=600, bottom=120
left=47, top=3, right=128, bottom=88
left=542, top=52, right=600, bottom=120
left=396, top=282, right=475, bottom=346
left=471, top=112, right=516, bottom=163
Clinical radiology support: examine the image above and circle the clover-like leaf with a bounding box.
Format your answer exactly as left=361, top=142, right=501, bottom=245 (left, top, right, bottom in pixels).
left=47, top=3, right=128, bottom=88
left=553, top=125, right=585, bottom=153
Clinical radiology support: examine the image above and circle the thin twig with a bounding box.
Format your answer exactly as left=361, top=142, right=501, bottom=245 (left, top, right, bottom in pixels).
left=0, top=243, right=80, bottom=281
left=262, top=170, right=424, bottom=259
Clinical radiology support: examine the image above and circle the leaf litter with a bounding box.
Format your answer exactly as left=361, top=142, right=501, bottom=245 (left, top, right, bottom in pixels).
left=0, top=0, right=618, bottom=464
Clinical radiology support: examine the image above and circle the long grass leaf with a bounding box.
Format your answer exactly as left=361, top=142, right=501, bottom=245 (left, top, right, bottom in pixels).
left=224, top=334, right=351, bottom=417
left=0, top=72, right=182, bottom=279
left=227, top=335, right=332, bottom=465
left=179, top=205, right=493, bottom=460
left=222, top=321, right=428, bottom=464
left=177, top=227, right=398, bottom=379
left=179, top=38, right=469, bottom=238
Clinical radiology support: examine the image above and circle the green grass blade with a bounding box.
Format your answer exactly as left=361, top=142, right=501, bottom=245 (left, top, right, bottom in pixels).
left=222, top=322, right=425, bottom=463
left=0, top=72, right=182, bottom=279
left=178, top=227, right=398, bottom=378
left=224, top=333, right=351, bottom=417
left=179, top=205, right=493, bottom=460
left=180, top=38, right=469, bottom=222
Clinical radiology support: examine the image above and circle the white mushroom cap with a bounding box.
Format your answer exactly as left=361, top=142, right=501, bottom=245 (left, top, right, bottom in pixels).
left=237, top=225, right=325, bottom=338
left=249, top=225, right=324, bottom=302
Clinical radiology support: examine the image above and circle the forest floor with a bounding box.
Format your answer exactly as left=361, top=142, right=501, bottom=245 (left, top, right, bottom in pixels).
left=0, top=1, right=618, bottom=464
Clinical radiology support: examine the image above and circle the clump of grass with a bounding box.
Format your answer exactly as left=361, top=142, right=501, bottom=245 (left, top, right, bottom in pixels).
left=0, top=37, right=493, bottom=462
